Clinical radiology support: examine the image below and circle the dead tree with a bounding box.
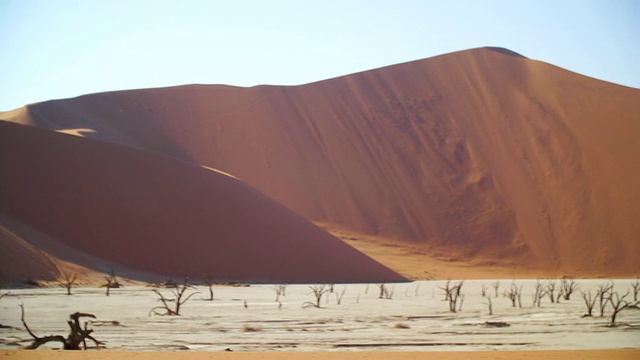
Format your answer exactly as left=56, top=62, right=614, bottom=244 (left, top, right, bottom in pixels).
left=58, top=271, right=78, bottom=296
left=441, top=280, right=464, bottom=312
left=545, top=279, right=557, bottom=303
left=102, top=269, right=121, bottom=297
left=439, top=280, right=452, bottom=302
left=597, top=281, right=614, bottom=317
left=376, top=283, right=394, bottom=299
left=302, top=284, right=331, bottom=308
left=560, top=277, right=579, bottom=300
left=532, top=279, right=546, bottom=307
left=203, top=275, right=215, bottom=301
left=149, top=278, right=199, bottom=316
left=491, top=280, right=500, bottom=298
left=503, top=281, right=523, bottom=308
left=607, top=290, right=630, bottom=326
left=335, top=287, right=347, bottom=305
left=271, top=285, right=287, bottom=302
left=20, top=304, right=103, bottom=350
left=580, top=290, right=597, bottom=317
left=631, top=279, right=640, bottom=302
left=481, top=284, right=493, bottom=315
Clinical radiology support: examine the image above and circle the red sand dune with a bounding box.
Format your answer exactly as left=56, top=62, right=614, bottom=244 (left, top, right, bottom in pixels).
left=0, top=120, right=404, bottom=283
left=2, top=47, right=639, bottom=278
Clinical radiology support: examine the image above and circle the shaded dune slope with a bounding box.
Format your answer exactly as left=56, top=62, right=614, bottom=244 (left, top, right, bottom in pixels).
left=3, top=47, right=639, bottom=276
left=0, top=121, right=404, bottom=283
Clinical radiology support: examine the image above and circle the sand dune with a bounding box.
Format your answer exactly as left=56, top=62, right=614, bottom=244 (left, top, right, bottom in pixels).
left=1, top=47, right=639, bottom=278
left=0, top=121, right=403, bottom=284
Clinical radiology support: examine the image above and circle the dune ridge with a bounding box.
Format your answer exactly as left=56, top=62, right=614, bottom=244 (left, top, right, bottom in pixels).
left=1, top=47, right=639, bottom=278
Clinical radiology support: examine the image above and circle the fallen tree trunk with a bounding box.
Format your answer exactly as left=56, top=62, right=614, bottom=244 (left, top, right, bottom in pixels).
left=20, top=304, right=104, bottom=350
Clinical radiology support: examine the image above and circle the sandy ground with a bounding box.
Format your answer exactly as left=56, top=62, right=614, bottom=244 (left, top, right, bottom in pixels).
left=1, top=281, right=638, bottom=353
left=325, top=225, right=562, bottom=280
left=1, top=349, right=639, bottom=360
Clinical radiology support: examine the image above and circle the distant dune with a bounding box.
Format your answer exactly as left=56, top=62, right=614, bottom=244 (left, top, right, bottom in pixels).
left=1, top=47, right=639, bottom=280
left=0, top=121, right=403, bottom=284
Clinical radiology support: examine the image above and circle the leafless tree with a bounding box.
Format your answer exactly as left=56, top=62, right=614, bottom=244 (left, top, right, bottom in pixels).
left=560, top=277, right=579, bottom=300
left=439, top=280, right=452, bottom=302
left=441, top=280, right=464, bottom=312
left=481, top=284, right=493, bottom=315
left=149, top=278, right=199, bottom=316
left=631, top=279, right=640, bottom=302
left=503, top=281, right=523, bottom=308
left=376, top=283, right=394, bottom=299
left=201, top=275, right=216, bottom=301
left=597, top=281, right=614, bottom=317
left=335, top=287, right=347, bottom=305
left=491, top=281, right=500, bottom=298
left=607, top=290, right=630, bottom=326
left=580, top=290, right=597, bottom=317
left=58, top=271, right=78, bottom=296
left=20, top=304, right=103, bottom=350
left=532, top=279, right=546, bottom=307
left=102, top=269, right=121, bottom=297
left=271, top=285, right=287, bottom=302
left=302, top=284, right=331, bottom=308
left=545, top=279, right=558, bottom=303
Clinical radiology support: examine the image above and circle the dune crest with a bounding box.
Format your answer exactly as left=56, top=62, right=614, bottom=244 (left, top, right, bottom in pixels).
left=2, top=47, right=639, bottom=278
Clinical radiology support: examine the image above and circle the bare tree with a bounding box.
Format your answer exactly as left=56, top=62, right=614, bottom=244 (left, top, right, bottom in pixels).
left=580, top=290, right=597, bottom=317
left=439, top=280, right=452, bottom=302
left=607, top=290, right=630, bottom=326
left=491, top=281, right=500, bottom=298
left=201, top=275, right=216, bottom=301
left=503, top=281, right=523, bottom=308
left=335, top=287, right=347, bottom=305
left=597, top=281, right=614, bottom=317
left=481, top=284, right=493, bottom=315
left=271, top=285, right=287, bottom=302
left=102, top=269, right=121, bottom=297
left=376, top=283, right=394, bottom=299
left=441, top=280, right=464, bottom=312
left=149, top=278, right=199, bottom=316
left=20, top=304, right=103, bottom=350
left=545, top=279, right=557, bottom=303
left=560, top=277, right=579, bottom=300
left=58, top=271, right=78, bottom=296
left=532, top=279, right=546, bottom=307
left=631, top=279, right=640, bottom=302
left=302, top=285, right=331, bottom=308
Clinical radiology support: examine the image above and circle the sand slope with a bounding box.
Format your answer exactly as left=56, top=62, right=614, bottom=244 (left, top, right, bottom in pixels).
left=0, top=120, right=404, bottom=283
left=2, top=47, right=639, bottom=277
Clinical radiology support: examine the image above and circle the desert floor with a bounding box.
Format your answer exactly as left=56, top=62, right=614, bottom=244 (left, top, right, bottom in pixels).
left=1, top=349, right=640, bottom=360
left=1, top=280, right=639, bottom=355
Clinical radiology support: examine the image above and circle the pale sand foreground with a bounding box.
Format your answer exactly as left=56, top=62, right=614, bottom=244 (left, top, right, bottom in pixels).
left=2, top=350, right=640, bottom=360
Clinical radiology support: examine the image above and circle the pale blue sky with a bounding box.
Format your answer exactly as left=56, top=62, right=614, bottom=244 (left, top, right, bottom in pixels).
left=0, top=0, right=638, bottom=111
